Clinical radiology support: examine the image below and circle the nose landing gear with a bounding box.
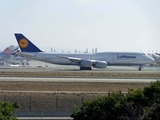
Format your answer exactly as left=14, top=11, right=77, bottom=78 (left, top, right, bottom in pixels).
left=139, top=66, right=142, bottom=71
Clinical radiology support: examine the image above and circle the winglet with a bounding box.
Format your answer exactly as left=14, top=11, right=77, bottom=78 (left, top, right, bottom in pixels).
left=14, top=33, right=42, bottom=52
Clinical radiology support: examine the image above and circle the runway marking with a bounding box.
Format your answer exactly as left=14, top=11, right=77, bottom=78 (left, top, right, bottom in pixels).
left=0, top=77, right=159, bottom=82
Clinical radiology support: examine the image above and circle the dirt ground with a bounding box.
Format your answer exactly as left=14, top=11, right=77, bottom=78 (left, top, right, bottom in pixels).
left=0, top=81, right=150, bottom=92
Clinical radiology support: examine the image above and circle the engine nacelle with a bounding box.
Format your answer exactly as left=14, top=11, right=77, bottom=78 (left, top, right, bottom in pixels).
left=80, top=60, right=92, bottom=67
left=93, top=61, right=107, bottom=68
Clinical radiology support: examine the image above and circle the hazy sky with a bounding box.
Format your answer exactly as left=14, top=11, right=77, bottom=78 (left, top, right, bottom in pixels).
left=0, top=0, right=160, bottom=53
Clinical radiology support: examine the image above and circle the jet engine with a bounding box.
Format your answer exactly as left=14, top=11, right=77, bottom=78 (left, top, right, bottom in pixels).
left=93, top=61, right=107, bottom=68
left=80, top=60, right=92, bottom=67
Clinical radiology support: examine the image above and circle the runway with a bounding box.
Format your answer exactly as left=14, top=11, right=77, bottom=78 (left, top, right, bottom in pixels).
left=0, top=64, right=160, bottom=83
left=1, top=59, right=160, bottom=73
left=0, top=66, right=160, bottom=74
left=0, top=77, right=159, bottom=83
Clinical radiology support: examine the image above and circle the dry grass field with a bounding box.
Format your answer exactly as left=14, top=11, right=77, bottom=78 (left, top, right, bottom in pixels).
left=0, top=81, right=150, bottom=92
left=0, top=71, right=160, bottom=78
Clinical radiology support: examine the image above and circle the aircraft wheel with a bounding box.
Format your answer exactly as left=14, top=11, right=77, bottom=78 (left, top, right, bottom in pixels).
left=86, top=67, right=92, bottom=70
left=80, top=67, right=85, bottom=70
left=80, top=67, right=92, bottom=70
left=80, top=67, right=83, bottom=70
left=88, top=67, right=92, bottom=70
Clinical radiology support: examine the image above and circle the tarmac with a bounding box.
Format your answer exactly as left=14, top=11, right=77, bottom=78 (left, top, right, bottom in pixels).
left=0, top=60, right=160, bottom=73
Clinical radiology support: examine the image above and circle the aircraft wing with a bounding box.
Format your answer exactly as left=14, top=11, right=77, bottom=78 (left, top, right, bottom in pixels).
left=59, top=56, right=96, bottom=63
left=59, top=56, right=83, bottom=62
left=58, top=55, right=107, bottom=68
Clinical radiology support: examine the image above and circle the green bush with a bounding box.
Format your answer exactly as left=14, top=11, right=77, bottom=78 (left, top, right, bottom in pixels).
left=71, top=80, right=160, bottom=120
left=0, top=101, right=20, bottom=120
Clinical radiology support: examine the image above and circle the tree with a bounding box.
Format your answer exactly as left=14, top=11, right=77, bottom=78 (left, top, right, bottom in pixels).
left=142, top=81, right=160, bottom=120
left=0, top=101, right=20, bottom=120
left=71, top=80, right=160, bottom=120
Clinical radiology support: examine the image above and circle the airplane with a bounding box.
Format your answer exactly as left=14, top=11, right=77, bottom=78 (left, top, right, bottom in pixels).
left=14, top=33, right=155, bottom=71
left=0, top=45, right=19, bottom=65
left=0, top=45, right=19, bottom=60
left=155, top=53, right=160, bottom=56
left=0, top=45, right=30, bottom=65
left=148, top=53, right=160, bottom=64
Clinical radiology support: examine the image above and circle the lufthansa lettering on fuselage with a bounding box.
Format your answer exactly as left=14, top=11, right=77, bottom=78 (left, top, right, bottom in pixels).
left=117, top=55, right=136, bottom=59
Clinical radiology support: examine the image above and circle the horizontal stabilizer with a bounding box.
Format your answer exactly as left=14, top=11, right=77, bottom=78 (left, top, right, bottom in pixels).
left=16, top=52, right=36, bottom=58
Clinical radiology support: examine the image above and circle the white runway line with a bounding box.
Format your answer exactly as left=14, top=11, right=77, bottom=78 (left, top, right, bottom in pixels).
left=0, top=77, right=159, bottom=82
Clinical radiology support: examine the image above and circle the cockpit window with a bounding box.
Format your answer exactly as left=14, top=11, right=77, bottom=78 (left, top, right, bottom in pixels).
left=142, top=53, right=145, bottom=55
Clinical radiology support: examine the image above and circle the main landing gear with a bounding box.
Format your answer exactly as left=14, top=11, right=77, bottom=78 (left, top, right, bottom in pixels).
left=139, top=66, right=142, bottom=71
left=80, top=66, right=92, bottom=70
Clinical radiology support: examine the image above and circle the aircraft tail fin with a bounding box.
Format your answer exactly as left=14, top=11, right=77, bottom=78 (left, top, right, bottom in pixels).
left=2, top=46, right=14, bottom=55
left=14, top=33, right=42, bottom=52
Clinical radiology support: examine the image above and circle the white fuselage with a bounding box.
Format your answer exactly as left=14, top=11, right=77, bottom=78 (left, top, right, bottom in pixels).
left=18, top=52, right=154, bottom=67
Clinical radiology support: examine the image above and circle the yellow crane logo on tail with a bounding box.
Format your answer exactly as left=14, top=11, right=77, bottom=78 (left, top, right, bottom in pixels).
left=19, top=39, right=29, bottom=48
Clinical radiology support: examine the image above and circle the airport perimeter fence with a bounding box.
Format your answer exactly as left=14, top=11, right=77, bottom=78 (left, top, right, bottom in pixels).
left=0, top=92, right=107, bottom=117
